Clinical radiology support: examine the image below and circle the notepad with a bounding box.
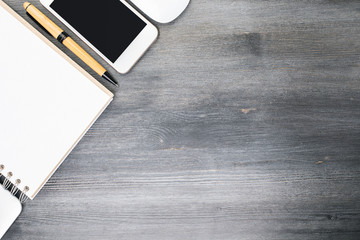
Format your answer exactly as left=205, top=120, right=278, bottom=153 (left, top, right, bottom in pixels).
left=0, top=0, right=114, bottom=201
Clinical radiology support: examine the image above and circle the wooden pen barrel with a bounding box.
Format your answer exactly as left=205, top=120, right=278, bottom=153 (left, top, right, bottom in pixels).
left=24, top=2, right=62, bottom=38
left=62, top=37, right=106, bottom=76
left=24, top=2, right=107, bottom=77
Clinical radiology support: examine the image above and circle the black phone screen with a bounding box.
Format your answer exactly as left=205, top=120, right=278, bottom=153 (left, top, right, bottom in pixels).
left=50, top=0, right=147, bottom=63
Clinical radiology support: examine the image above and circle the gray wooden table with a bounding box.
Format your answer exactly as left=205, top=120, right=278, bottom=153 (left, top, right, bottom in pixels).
left=3, top=0, right=360, bottom=239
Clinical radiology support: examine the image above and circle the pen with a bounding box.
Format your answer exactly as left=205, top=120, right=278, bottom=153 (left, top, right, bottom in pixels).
left=23, top=2, right=118, bottom=87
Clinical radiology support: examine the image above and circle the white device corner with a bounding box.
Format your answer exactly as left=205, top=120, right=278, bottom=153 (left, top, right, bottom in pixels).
left=129, top=0, right=190, bottom=23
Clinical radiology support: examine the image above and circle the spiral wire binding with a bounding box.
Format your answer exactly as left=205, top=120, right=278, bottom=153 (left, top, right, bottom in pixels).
left=19, top=186, right=30, bottom=203
left=11, top=179, right=21, bottom=195
left=0, top=164, right=29, bottom=203
left=4, top=172, right=13, bottom=188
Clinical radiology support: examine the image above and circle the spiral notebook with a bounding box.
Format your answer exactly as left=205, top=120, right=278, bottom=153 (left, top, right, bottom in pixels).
left=0, top=1, right=113, bottom=238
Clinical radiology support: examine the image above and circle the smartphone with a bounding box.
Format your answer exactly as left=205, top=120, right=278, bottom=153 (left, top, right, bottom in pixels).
left=40, top=0, right=158, bottom=74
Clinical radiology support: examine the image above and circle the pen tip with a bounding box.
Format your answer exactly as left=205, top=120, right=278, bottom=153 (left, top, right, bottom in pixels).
left=102, top=72, right=118, bottom=87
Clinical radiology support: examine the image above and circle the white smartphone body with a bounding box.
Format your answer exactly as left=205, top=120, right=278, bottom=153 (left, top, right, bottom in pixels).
left=40, top=0, right=158, bottom=74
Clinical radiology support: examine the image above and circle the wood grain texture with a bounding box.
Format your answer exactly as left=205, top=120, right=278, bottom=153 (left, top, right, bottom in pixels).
left=2, top=0, right=360, bottom=239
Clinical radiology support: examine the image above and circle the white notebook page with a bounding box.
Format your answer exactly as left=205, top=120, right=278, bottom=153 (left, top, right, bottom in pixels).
left=0, top=2, right=113, bottom=199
